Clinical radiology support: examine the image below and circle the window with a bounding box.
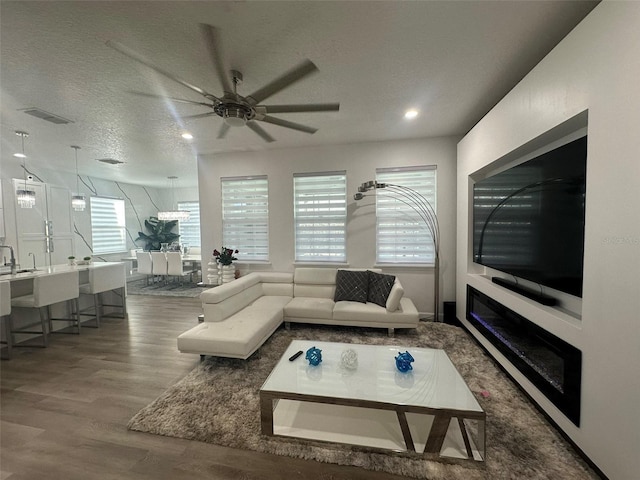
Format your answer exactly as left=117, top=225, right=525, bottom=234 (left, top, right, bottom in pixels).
left=221, top=176, right=269, bottom=262
left=376, top=166, right=437, bottom=265
left=294, top=172, right=346, bottom=263
left=177, top=201, right=201, bottom=247
left=90, top=196, right=126, bottom=254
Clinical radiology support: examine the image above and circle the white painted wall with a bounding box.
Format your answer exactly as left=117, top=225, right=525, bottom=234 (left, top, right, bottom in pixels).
left=457, top=3, right=640, bottom=479
left=198, top=137, right=459, bottom=315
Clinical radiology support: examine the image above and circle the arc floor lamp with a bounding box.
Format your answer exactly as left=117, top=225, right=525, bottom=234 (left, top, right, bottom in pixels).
left=354, top=181, right=441, bottom=321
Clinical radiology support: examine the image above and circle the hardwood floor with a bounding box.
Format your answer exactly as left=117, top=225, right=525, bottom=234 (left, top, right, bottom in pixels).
left=1, top=295, right=407, bottom=480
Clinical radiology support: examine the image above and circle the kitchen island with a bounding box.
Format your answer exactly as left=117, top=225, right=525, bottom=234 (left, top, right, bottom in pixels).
left=1, top=262, right=127, bottom=352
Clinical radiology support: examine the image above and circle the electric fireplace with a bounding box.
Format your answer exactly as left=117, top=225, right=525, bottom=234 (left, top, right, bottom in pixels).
left=466, top=286, right=582, bottom=425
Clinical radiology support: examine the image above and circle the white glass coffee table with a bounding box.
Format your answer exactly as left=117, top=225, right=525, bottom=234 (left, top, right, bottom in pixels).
left=260, top=340, right=486, bottom=463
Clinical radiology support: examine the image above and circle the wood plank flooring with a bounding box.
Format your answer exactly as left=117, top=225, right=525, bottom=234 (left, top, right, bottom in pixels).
left=1, top=295, right=407, bottom=480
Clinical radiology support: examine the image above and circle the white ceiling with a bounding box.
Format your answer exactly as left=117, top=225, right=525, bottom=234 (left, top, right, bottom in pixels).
left=1, top=1, right=598, bottom=188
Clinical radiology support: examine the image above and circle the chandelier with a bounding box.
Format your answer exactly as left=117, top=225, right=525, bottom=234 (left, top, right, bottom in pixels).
left=157, top=176, right=190, bottom=221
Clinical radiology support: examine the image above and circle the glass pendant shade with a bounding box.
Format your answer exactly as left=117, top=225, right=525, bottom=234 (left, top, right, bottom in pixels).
left=70, top=145, right=86, bottom=211
left=71, top=194, right=86, bottom=211
left=16, top=188, right=36, bottom=208
left=15, top=131, right=35, bottom=209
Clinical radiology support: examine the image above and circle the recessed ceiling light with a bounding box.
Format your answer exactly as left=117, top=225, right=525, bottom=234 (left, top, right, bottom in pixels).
left=404, top=109, right=419, bottom=120
left=181, top=132, right=193, bottom=140
left=13, top=153, right=27, bottom=158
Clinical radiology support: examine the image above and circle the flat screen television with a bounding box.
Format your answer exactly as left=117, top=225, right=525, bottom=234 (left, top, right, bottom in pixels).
left=472, top=136, right=587, bottom=298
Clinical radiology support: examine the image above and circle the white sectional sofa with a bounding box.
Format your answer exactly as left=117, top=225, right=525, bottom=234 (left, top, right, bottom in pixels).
left=177, top=267, right=419, bottom=359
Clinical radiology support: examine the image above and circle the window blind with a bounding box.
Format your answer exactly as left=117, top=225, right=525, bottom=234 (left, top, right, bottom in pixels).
left=294, top=172, right=346, bottom=263
left=90, top=196, right=126, bottom=254
left=376, top=166, right=437, bottom=265
left=177, top=201, right=201, bottom=247
left=221, top=176, right=269, bottom=262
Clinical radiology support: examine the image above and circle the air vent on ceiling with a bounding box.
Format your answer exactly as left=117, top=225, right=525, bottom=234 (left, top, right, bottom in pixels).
left=97, top=158, right=125, bottom=165
left=19, top=108, right=74, bottom=125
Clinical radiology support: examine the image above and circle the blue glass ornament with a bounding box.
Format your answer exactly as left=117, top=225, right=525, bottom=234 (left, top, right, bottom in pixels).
left=305, top=346, right=323, bottom=366
left=395, top=351, right=414, bottom=372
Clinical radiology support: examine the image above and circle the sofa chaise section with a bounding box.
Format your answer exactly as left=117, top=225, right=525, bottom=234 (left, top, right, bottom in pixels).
left=177, top=272, right=293, bottom=359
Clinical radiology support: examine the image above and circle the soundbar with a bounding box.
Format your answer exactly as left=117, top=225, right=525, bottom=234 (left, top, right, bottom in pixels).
left=491, top=277, right=557, bottom=306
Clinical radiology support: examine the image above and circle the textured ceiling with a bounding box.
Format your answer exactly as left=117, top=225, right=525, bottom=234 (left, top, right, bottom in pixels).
left=0, top=1, right=598, bottom=188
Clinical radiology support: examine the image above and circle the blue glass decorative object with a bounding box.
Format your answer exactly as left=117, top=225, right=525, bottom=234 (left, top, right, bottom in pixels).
left=395, top=351, right=414, bottom=372
left=305, top=346, right=323, bottom=366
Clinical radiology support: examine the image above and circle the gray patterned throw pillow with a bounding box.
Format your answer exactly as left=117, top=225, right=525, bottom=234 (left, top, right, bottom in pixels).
left=367, top=271, right=396, bottom=307
left=334, top=270, right=369, bottom=303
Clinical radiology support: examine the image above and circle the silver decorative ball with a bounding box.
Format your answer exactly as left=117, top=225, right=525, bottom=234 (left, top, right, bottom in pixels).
left=340, top=348, right=358, bottom=370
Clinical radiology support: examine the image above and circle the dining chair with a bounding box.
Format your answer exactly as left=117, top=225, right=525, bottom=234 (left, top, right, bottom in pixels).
left=78, top=263, right=127, bottom=327
left=136, top=251, right=153, bottom=285
left=11, top=270, right=80, bottom=341
left=167, top=252, right=195, bottom=286
left=1, top=281, right=12, bottom=359
left=151, top=252, right=168, bottom=285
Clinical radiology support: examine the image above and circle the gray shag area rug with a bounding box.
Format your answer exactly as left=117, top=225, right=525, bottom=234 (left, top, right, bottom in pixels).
left=128, top=322, right=599, bottom=479
left=126, top=278, right=207, bottom=298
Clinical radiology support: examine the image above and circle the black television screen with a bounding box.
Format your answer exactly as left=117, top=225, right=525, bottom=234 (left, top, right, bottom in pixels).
left=472, top=136, right=587, bottom=298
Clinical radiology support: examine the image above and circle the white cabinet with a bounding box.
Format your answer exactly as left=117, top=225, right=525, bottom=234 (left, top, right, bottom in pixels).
left=12, top=179, right=74, bottom=267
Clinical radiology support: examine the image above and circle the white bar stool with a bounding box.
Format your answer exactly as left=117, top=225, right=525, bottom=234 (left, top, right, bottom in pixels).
left=136, top=251, right=153, bottom=285
left=11, top=270, right=80, bottom=342
left=79, top=263, right=127, bottom=327
left=1, top=281, right=12, bottom=359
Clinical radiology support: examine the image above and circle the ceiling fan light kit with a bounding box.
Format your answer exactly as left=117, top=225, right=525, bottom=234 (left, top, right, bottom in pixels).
left=107, top=24, right=339, bottom=142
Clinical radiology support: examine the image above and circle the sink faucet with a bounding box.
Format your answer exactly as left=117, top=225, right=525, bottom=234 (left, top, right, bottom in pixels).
left=28, top=252, right=36, bottom=270
left=0, top=246, right=16, bottom=274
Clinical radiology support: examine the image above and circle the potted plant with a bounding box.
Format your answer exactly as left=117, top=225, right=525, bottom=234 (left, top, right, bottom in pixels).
left=213, top=247, right=239, bottom=284
left=68, top=256, right=76, bottom=266
left=136, top=216, right=180, bottom=251
left=213, top=247, right=238, bottom=266
left=83, top=256, right=92, bottom=265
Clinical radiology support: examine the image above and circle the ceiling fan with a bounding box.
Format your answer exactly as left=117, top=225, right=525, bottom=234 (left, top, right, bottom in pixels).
left=106, top=24, right=339, bottom=142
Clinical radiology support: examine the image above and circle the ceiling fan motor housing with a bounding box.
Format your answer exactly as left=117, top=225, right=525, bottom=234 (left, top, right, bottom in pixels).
left=216, top=102, right=253, bottom=126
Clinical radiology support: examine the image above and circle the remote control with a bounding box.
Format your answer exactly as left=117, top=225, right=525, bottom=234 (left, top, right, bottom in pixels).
left=289, top=350, right=304, bottom=361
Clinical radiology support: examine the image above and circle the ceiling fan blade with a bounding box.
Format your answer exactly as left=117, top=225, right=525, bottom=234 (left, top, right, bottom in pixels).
left=106, top=40, right=220, bottom=102
left=246, top=122, right=275, bottom=143
left=128, top=91, right=212, bottom=107
left=199, top=24, right=234, bottom=94
left=246, top=59, right=318, bottom=106
left=258, top=115, right=317, bottom=134
left=181, top=112, right=218, bottom=120
left=217, top=123, right=230, bottom=139
left=259, top=103, right=340, bottom=114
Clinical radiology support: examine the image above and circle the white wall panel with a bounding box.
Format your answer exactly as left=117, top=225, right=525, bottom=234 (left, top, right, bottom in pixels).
left=457, top=3, right=640, bottom=478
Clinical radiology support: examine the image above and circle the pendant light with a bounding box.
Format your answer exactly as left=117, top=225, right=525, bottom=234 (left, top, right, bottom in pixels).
left=157, top=176, right=190, bottom=221
left=70, top=146, right=86, bottom=211
left=14, top=131, right=36, bottom=209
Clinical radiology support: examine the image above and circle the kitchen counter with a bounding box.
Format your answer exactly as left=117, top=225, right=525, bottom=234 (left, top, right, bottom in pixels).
left=0, top=262, right=124, bottom=282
